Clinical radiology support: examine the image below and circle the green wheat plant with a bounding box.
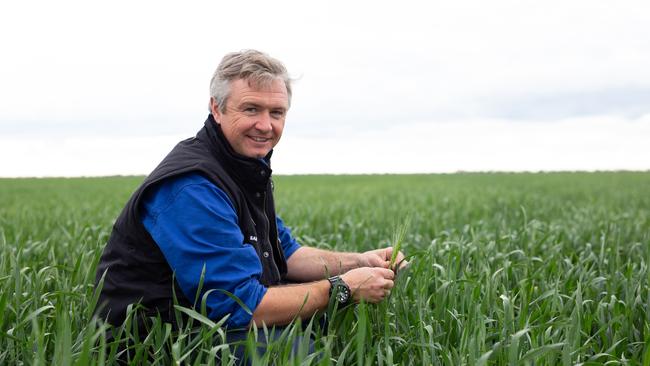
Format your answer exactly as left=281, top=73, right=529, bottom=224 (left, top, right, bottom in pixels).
left=1, top=172, right=649, bottom=364
left=389, top=216, right=410, bottom=270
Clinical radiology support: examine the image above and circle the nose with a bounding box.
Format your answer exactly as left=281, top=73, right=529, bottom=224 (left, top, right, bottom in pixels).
left=255, top=112, right=273, bottom=133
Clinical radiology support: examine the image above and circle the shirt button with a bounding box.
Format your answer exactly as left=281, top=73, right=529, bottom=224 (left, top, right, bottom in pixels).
left=255, top=192, right=262, bottom=198
left=263, top=251, right=269, bottom=258
left=260, top=170, right=267, bottom=177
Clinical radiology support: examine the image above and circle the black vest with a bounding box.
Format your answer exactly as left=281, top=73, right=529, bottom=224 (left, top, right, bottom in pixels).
left=95, top=115, right=287, bottom=326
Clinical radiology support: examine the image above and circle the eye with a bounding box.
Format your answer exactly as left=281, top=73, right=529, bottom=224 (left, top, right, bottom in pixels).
left=244, top=107, right=258, bottom=114
left=270, top=110, right=285, bottom=118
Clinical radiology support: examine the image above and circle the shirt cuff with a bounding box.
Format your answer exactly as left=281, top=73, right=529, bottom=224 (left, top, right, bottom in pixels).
left=221, top=281, right=268, bottom=328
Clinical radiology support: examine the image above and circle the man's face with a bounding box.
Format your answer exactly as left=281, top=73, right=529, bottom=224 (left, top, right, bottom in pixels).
left=211, top=78, right=289, bottom=159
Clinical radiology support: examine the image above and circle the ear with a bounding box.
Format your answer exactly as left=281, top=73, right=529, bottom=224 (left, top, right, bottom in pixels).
left=209, top=97, right=222, bottom=123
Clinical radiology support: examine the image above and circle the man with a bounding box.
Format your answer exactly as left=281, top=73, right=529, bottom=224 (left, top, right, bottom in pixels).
left=95, top=50, right=405, bottom=336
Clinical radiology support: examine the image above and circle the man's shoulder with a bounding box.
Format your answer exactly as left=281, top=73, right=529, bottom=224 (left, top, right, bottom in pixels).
left=148, top=172, right=216, bottom=198
left=162, top=172, right=214, bottom=190
left=142, top=172, right=234, bottom=213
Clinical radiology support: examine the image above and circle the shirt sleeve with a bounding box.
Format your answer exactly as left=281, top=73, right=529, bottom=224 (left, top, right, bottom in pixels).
left=140, top=173, right=267, bottom=328
left=276, top=215, right=301, bottom=259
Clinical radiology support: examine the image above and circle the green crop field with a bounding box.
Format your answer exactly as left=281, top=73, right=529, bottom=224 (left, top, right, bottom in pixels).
left=1, top=173, right=649, bottom=365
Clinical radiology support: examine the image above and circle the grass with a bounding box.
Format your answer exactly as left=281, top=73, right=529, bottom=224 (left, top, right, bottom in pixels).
left=389, top=216, right=410, bottom=270
left=0, top=172, right=649, bottom=364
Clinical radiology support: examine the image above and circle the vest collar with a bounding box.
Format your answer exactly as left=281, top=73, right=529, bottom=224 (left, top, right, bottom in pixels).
left=199, top=114, right=272, bottom=191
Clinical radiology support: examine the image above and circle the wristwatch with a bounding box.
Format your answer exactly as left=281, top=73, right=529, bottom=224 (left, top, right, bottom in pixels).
left=327, top=275, right=351, bottom=306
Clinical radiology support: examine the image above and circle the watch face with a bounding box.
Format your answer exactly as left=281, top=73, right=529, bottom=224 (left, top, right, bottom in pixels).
left=329, top=276, right=351, bottom=305
left=336, top=284, right=350, bottom=303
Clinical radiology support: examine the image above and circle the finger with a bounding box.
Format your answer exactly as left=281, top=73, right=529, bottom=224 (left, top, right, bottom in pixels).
left=376, top=267, right=395, bottom=279
left=375, top=288, right=390, bottom=301
left=368, top=293, right=382, bottom=303
left=384, top=247, right=393, bottom=260
left=372, top=290, right=386, bottom=302
left=391, top=252, right=404, bottom=264
left=398, top=259, right=409, bottom=269
left=368, top=255, right=385, bottom=266
left=367, top=254, right=389, bottom=268
left=384, top=279, right=394, bottom=289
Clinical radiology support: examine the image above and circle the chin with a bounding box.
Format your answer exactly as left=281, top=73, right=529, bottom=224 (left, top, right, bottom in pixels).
left=245, top=150, right=269, bottom=159
left=238, top=143, right=273, bottom=159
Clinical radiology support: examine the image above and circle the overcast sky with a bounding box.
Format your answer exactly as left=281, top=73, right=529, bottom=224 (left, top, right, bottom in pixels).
left=1, top=0, right=649, bottom=176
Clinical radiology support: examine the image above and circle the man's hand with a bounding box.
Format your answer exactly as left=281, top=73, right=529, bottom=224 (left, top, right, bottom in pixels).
left=341, top=267, right=395, bottom=303
left=359, top=247, right=408, bottom=271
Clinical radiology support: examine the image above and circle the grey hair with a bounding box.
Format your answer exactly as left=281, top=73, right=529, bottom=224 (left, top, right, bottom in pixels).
left=209, top=50, right=292, bottom=113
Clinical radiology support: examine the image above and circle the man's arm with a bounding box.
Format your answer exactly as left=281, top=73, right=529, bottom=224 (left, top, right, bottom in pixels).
left=285, top=246, right=406, bottom=282
left=141, top=174, right=270, bottom=328
left=251, top=280, right=329, bottom=326
left=251, top=266, right=395, bottom=327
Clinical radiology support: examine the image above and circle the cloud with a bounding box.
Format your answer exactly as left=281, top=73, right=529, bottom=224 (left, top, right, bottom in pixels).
left=0, top=134, right=185, bottom=177
left=1, top=0, right=650, bottom=175
left=6, top=113, right=647, bottom=177
left=470, top=86, right=650, bottom=121
left=273, top=114, right=650, bottom=174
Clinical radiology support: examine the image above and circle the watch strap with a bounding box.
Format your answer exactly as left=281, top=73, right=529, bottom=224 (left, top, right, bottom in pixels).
left=327, top=275, right=351, bottom=305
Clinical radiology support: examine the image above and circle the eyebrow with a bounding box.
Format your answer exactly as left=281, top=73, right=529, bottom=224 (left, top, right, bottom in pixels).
left=240, top=101, right=287, bottom=111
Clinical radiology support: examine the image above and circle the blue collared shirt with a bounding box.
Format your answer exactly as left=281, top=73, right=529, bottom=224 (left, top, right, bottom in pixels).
left=140, top=172, right=301, bottom=327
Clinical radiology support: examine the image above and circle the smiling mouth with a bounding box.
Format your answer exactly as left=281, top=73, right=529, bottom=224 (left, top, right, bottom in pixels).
left=249, top=136, right=271, bottom=142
